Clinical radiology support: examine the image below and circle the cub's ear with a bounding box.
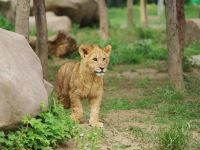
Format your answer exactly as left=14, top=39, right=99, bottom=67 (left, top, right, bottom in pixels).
left=79, top=45, right=90, bottom=58
left=103, top=45, right=112, bottom=56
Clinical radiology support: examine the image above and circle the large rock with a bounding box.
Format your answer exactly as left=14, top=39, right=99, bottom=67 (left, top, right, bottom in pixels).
left=41, top=0, right=99, bottom=26
left=185, top=19, right=200, bottom=45
left=0, top=28, right=48, bottom=129
left=190, top=55, right=200, bottom=67
left=5, top=0, right=99, bottom=26
left=29, top=12, right=71, bottom=34
left=44, top=80, right=54, bottom=96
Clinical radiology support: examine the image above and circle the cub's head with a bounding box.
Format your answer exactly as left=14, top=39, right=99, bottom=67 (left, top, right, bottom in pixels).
left=79, top=44, right=112, bottom=76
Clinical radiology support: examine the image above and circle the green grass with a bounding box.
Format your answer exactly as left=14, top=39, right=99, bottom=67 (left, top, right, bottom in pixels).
left=75, top=128, right=104, bottom=150
left=134, top=78, right=151, bottom=88
left=0, top=14, right=15, bottom=31
left=68, top=4, right=200, bottom=68
left=132, top=98, right=159, bottom=109
left=157, top=103, right=200, bottom=121
left=156, top=123, right=189, bottom=150
left=185, top=43, right=200, bottom=56
left=103, top=98, right=134, bottom=111
left=29, top=28, right=57, bottom=37
left=129, top=126, right=144, bottom=137
left=185, top=75, right=200, bottom=97
left=71, top=28, right=167, bottom=66
left=185, top=4, right=199, bottom=18
left=156, top=85, right=183, bottom=102
left=1, top=4, right=200, bottom=149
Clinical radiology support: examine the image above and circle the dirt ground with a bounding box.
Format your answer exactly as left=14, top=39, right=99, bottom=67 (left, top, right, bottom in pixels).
left=53, top=61, right=200, bottom=150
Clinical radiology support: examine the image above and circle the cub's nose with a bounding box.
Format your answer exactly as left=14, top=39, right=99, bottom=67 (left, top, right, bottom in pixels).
left=100, top=67, right=104, bottom=71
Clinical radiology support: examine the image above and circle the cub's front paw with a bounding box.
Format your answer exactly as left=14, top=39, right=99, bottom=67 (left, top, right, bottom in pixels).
left=89, top=121, right=104, bottom=128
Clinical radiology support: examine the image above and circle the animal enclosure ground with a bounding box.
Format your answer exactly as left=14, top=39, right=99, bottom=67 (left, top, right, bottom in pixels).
left=51, top=60, right=200, bottom=150
left=1, top=3, right=200, bottom=150
left=47, top=4, right=200, bottom=149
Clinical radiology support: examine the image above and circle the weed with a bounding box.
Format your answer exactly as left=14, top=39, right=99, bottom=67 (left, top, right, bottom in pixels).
left=157, top=102, right=200, bottom=121
left=156, top=123, right=189, bottom=150
left=184, top=75, right=200, bottom=97
left=103, top=98, right=133, bottom=111
left=75, top=128, right=104, bottom=150
left=129, top=126, right=144, bottom=137
left=135, top=78, right=151, bottom=88
left=156, top=85, right=183, bottom=102
left=133, top=98, right=158, bottom=109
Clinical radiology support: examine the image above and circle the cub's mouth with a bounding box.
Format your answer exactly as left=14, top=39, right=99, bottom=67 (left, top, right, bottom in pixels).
left=95, top=71, right=105, bottom=76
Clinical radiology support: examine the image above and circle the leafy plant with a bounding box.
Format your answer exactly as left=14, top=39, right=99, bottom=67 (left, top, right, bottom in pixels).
left=0, top=97, right=77, bottom=150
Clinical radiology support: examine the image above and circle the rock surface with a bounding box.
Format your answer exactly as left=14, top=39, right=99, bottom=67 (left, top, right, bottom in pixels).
left=5, top=0, right=99, bottom=26
left=29, top=12, right=71, bottom=34
left=190, top=55, right=200, bottom=66
left=0, top=28, right=48, bottom=129
left=185, top=19, right=200, bottom=45
left=42, top=0, right=99, bottom=26
left=44, top=80, right=54, bottom=96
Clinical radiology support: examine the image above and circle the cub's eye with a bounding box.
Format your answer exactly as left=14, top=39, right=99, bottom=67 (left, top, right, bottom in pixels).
left=93, top=58, right=98, bottom=61
left=103, top=58, right=106, bottom=61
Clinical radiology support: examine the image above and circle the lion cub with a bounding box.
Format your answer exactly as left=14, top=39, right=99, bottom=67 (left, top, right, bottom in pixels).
left=56, top=44, right=111, bottom=127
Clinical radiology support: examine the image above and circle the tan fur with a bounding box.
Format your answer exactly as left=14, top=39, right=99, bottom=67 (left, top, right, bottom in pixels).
left=56, top=44, right=111, bottom=127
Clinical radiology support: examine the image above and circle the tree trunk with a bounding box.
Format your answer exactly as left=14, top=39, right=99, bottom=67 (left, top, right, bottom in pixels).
left=166, top=0, right=185, bottom=91
left=157, top=0, right=164, bottom=16
left=15, top=0, right=30, bottom=40
left=127, top=0, right=133, bottom=27
left=140, top=0, right=148, bottom=27
left=177, top=0, right=185, bottom=60
left=33, top=0, right=48, bottom=79
left=97, top=0, right=109, bottom=40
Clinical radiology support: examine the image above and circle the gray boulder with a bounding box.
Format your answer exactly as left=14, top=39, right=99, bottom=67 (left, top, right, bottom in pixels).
left=0, top=28, right=48, bottom=129
left=190, top=55, right=200, bottom=67
left=5, top=0, right=98, bottom=26
left=29, top=12, right=71, bottom=34
left=40, top=0, right=99, bottom=26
